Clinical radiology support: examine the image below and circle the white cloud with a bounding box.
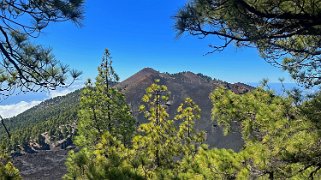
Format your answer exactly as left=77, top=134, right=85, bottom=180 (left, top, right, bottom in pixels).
left=0, top=81, right=85, bottom=118
left=0, top=101, right=42, bottom=118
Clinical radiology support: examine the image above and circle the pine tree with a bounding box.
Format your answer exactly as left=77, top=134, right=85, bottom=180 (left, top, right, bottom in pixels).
left=0, top=0, right=84, bottom=99
left=65, top=49, right=136, bottom=179
left=86, top=132, right=143, bottom=180
left=133, top=79, right=178, bottom=178
left=74, top=49, right=135, bottom=147
left=66, top=77, right=210, bottom=179
left=209, top=86, right=321, bottom=179
left=176, top=0, right=321, bottom=86
left=175, top=97, right=205, bottom=157
left=176, top=146, right=249, bottom=179
left=0, top=153, right=21, bottom=180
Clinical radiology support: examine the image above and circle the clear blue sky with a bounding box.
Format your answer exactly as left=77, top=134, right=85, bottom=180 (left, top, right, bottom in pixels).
left=35, top=0, right=294, bottom=84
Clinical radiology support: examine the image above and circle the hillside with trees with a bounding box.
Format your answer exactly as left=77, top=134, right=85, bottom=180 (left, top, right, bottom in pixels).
left=0, top=50, right=253, bottom=179
left=0, top=89, right=80, bottom=152
left=0, top=67, right=253, bottom=154
left=1, top=0, right=321, bottom=179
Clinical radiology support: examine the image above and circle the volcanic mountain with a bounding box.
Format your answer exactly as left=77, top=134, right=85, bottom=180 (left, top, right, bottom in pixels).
left=116, top=68, right=251, bottom=149
left=3, top=68, right=253, bottom=150
left=3, top=68, right=253, bottom=179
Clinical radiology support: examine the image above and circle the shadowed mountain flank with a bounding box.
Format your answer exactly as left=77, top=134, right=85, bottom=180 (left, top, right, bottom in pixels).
left=7, top=68, right=253, bottom=179
left=117, top=68, right=252, bottom=150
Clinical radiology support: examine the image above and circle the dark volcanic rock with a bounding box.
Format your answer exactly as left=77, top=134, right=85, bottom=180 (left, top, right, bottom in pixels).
left=13, top=150, right=68, bottom=180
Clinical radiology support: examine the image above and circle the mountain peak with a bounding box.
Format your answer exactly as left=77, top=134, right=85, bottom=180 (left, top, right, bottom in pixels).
left=128, top=67, right=160, bottom=80
left=139, top=67, right=158, bottom=74
left=117, top=68, right=160, bottom=90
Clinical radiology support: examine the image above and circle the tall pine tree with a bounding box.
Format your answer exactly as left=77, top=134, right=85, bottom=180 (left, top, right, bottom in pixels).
left=174, top=97, right=205, bottom=159
left=74, top=49, right=135, bottom=147
left=133, top=80, right=178, bottom=178
left=65, top=49, right=136, bottom=179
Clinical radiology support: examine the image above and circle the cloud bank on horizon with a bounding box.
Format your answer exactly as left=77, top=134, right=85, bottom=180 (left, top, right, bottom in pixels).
left=0, top=101, right=42, bottom=118
left=0, top=83, right=84, bottom=118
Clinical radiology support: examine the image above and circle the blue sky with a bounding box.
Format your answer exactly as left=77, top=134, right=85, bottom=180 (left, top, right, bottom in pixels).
left=1, top=0, right=298, bottom=116
left=36, top=0, right=294, bottom=83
